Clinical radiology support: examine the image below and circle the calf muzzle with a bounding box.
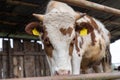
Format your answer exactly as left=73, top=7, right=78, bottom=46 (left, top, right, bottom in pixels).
left=55, top=70, right=70, bottom=75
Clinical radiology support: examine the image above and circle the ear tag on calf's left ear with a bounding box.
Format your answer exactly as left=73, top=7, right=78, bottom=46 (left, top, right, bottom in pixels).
left=80, top=28, right=88, bottom=36
left=32, top=28, right=40, bottom=36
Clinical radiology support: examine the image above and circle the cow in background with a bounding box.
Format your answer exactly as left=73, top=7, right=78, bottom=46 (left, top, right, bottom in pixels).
left=25, top=1, right=112, bottom=75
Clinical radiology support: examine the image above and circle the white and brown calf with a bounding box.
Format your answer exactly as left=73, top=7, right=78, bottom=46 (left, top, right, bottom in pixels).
left=25, top=1, right=111, bottom=75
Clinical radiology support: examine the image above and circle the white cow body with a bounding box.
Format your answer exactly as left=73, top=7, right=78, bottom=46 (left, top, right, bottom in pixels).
left=25, top=0, right=111, bottom=75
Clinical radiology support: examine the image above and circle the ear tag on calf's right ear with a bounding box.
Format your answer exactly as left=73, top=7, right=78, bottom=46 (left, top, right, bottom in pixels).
left=80, top=28, right=88, bottom=36
left=32, top=28, right=40, bottom=36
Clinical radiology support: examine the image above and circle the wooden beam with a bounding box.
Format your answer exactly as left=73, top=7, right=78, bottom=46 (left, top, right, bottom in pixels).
left=0, top=12, right=18, bottom=16
left=3, top=72, right=120, bottom=80
left=55, top=0, right=120, bottom=16
left=0, top=20, right=17, bottom=25
left=104, top=21, right=120, bottom=25
left=6, top=0, right=39, bottom=7
left=0, top=52, right=45, bottom=56
left=0, top=12, right=28, bottom=17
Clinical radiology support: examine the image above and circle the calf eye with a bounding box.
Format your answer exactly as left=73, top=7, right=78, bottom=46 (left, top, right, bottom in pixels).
left=44, top=37, right=49, bottom=42
left=44, top=37, right=53, bottom=47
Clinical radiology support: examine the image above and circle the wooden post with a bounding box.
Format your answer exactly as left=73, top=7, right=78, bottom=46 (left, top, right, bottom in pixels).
left=13, top=39, right=24, bottom=78
left=23, top=40, right=36, bottom=77
left=2, top=39, right=11, bottom=78
left=55, top=0, right=120, bottom=16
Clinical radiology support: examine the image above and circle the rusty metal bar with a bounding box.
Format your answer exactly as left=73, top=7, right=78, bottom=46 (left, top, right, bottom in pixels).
left=3, top=72, right=120, bottom=80
left=55, top=0, right=120, bottom=16
left=6, top=0, right=39, bottom=7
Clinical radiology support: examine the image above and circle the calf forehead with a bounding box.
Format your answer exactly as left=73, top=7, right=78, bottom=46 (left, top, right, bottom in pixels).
left=43, top=12, right=75, bottom=42
left=44, top=12, right=75, bottom=29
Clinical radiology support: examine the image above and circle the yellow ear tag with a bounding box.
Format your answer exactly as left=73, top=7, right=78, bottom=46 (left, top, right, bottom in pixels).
left=80, top=28, right=88, bottom=36
left=32, top=28, right=40, bottom=36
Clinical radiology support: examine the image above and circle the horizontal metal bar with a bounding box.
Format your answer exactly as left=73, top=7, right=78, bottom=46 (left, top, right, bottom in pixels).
left=3, top=72, right=120, bottom=80
left=6, top=0, right=39, bottom=7
left=0, top=32, right=38, bottom=40
left=55, top=0, right=120, bottom=16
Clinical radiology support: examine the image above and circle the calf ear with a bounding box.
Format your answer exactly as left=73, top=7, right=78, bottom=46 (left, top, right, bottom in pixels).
left=75, top=16, right=94, bottom=36
left=25, top=22, right=43, bottom=36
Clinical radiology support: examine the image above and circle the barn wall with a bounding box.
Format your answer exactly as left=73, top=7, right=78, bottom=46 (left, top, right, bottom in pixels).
left=0, top=38, right=50, bottom=79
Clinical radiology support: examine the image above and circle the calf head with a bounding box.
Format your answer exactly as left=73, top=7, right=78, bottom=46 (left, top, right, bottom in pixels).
left=25, top=12, right=95, bottom=75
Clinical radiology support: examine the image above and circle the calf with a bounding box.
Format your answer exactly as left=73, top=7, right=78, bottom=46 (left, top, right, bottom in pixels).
left=25, top=1, right=111, bottom=75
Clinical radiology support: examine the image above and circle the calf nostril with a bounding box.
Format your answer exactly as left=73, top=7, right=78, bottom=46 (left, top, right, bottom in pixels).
left=55, top=70, right=70, bottom=75
left=55, top=71, right=59, bottom=75
left=68, top=70, right=70, bottom=74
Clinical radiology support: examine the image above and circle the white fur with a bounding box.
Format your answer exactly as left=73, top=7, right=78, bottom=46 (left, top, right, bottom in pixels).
left=43, top=12, right=75, bottom=75
left=72, top=46, right=82, bottom=74
left=46, top=1, right=77, bottom=17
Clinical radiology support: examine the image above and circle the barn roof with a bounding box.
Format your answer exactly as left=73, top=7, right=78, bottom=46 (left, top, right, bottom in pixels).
left=0, top=0, right=120, bottom=43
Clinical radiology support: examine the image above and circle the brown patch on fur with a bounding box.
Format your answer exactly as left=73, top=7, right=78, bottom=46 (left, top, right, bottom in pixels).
left=44, top=37, right=54, bottom=57
left=80, top=37, right=84, bottom=48
left=69, top=40, right=74, bottom=56
left=41, top=27, right=47, bottom=40
left=68, top=27, right=73, bottom=36
left=60, top=28, right=66, bottom=35
left=60, top=27, right=73, bottom=36
left=99, top=40, right=102, bottom=50
left=75, top=34, right=80, bottom=53
left=42, top=26, right=53, bottom=57
left=105, top=45, right=111, bottom=65
left=76, top=19, right=97, bottom=45
left=76, top=22, right=94, bottom=34
left=86, top=15, right=100, bottom=33
left=76, top=15, right=101, bottom=35
left=91, top=32, right=96, bottom=45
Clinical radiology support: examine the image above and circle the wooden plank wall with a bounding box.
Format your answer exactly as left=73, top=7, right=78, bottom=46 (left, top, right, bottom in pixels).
left=0, top=38, right=50, bottom=79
